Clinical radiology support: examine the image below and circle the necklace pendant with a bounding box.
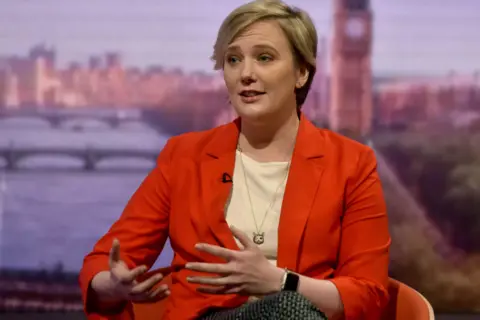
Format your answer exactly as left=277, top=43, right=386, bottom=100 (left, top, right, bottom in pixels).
left=252, top=232, right=265, bottom=245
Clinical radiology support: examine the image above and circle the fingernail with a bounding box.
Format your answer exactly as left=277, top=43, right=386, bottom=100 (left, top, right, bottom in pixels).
left=165, top=290, right=171, bottom=295
left=185, top=263, right=191, bottom=269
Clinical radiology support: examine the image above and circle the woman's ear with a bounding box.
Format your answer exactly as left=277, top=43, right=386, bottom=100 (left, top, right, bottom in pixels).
left=295, top=67, right=309, bottom=89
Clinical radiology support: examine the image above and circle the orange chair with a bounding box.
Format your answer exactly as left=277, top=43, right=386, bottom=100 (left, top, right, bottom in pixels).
left=131, top=276, right=434, bottom=320
left=382, top=278, right=435, bottom=320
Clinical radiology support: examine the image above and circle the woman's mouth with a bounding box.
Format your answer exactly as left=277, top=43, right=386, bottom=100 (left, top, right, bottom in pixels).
left=239, top=90, right=265, bottom=103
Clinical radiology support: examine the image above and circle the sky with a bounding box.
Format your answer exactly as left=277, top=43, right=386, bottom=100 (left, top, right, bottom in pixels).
left=1, top=0, right=480, bottom=76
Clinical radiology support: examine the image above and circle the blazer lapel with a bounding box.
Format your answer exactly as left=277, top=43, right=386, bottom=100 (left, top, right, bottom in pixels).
left=277, top=115, right=325, bottom=271
left=199, top=120, right=240, bottom=251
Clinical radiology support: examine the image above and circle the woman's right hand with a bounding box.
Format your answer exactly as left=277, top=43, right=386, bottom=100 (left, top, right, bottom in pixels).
left=91, top=238, right=169, bottom=305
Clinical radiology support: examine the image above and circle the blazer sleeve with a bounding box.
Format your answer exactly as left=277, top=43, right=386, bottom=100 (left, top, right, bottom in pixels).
left=329, top=147, right=391, bottom=320
left=78, top=138, right=175, bottom=318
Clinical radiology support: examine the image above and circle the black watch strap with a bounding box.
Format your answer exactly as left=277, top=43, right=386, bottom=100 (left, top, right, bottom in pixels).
left=281, top=269, right=300, bottom=291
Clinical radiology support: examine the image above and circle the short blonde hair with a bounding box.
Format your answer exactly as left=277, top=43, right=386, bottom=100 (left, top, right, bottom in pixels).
left=211, top=0, right=318, bottom=107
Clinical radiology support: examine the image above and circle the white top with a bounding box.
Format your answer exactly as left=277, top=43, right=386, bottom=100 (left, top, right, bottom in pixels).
left=225, top=150, right=289, bottom=266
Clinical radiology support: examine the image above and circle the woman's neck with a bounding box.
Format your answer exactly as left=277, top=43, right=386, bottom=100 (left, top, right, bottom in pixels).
left=238, top=109, right=299, bottom=162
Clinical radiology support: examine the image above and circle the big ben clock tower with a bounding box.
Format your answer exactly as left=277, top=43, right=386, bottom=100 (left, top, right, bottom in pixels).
left=329, top=0, right=373, bottom=137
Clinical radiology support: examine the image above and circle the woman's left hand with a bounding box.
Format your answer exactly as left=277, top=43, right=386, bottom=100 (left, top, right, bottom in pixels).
left=185, top=226, right=285, bottom=296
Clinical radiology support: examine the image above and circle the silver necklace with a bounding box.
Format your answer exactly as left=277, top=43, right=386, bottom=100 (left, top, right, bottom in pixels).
left=237, top=147, right=290, bottom=245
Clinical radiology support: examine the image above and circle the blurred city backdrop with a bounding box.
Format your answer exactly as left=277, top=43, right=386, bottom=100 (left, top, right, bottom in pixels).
left=0, top=0, right=479, bottom=315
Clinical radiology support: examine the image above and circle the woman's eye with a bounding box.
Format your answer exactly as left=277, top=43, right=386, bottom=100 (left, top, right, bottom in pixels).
left=258, top=54, right=273, bottom=62
left=227, top=56, right=240, bottom=64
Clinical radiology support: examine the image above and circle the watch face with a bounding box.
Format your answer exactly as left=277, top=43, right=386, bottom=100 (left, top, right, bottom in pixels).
left=345, top=17, right=366, bottom=39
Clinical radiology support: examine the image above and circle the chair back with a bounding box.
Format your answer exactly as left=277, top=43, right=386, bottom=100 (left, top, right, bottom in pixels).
left=382, top=278, right=435, bottom=320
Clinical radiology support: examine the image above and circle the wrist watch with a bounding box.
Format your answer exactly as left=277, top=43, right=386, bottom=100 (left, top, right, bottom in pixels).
left=280, top=268, right=300, bottom=291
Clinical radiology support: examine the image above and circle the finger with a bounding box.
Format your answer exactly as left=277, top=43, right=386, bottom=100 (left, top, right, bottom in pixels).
left=195, top=243, right=236, bottom=260
left=113, top=264, right=147, bottom=285
left=230, top=225, right=255, bottom=249
left=187, top=275, right=241, bottom=286
left=197, top=284, right=243, bottom=295
left=197, top=286, right=228, bottom=295
left=148, top=285, right=171, bottom=302
left=185, top=262, right=231, bottom=274
left=130, top=273, right=164, bottom=295
left=130, top=285, right=170, bottom=303
left=109, top=238, right=121, bottom=268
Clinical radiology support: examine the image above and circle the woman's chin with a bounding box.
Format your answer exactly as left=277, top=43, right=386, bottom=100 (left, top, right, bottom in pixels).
left=235, top=104, right=272, bottom=121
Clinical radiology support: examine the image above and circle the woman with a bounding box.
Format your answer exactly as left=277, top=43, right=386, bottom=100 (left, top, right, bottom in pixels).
left=79, top=1, right=391, bottom=319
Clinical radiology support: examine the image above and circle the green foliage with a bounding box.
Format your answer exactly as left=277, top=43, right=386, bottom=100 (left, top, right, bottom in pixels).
left=373, top=130, right=480, bottom=312
left=374, top=131, right=480, bottom=252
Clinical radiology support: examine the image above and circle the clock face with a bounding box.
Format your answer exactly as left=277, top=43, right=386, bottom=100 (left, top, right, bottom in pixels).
left=345, top=0, right=369, bottom=11
left=345, top=17, right=366, bottom=39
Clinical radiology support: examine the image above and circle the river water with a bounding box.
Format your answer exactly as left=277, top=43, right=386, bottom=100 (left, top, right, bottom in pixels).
left=0, top=112, right=174, bottom=272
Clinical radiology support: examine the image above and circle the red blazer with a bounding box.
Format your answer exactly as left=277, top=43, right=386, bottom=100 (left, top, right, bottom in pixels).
left=79, top=115, right=391, bottom=320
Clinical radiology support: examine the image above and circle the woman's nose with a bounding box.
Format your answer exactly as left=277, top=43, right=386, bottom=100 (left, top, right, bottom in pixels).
left=240, top=60, right=256, bottom=85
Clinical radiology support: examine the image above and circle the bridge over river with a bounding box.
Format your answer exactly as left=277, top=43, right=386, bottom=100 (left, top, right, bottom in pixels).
left=0, top=108, right=148, bottom=129
left=0, top=145, right=159, bottom=171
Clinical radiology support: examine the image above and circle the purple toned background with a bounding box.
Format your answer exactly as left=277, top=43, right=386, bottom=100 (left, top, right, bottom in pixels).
left=0, top=0, right=480, bottom=314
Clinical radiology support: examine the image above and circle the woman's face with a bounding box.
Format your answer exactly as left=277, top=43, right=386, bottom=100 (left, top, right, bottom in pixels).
left=222, top=20, right=308, bottom=122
